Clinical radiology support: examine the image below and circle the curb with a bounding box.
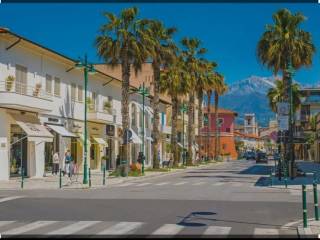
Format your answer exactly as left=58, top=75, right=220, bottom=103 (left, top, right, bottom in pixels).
left=297, top=226, right=316, bottom=238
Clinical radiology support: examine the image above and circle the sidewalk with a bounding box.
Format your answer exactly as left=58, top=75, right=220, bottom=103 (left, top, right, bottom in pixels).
left=0, top=162, right=221, bottom=190
left=297, top=219, right=320, bottom=237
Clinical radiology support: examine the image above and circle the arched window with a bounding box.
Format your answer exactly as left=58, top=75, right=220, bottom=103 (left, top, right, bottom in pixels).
left=131, top=104, right=136, bottom=127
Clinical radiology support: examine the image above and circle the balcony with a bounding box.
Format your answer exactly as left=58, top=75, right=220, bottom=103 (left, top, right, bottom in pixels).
left=0, top=81, right=53, bottom=112
left=88, top=105, right=115, bottom=124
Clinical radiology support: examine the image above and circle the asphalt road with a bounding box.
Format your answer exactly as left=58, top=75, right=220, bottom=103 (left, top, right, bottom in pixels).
left=0, top=160, right=311, bottom=237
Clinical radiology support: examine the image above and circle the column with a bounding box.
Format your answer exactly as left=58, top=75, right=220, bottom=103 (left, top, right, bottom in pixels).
left=0, top=110, right=10, bottom=180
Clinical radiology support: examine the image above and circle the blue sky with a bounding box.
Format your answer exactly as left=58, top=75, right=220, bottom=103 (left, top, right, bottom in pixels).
left=0, top=3, right=319, bottom=85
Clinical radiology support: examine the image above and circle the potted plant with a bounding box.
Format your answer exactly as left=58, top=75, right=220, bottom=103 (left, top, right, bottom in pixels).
left=33, top=83, right=42, bottom=97
left=103, top=100, right=112, bottom=113
left=5, top=75, right=15, bottom=91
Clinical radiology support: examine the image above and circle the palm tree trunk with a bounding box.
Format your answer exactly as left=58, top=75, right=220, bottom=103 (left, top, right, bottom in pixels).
left=214, top=91, right=219, bottom=160
left=198, top=91, right=203, bottom=135
left=171, top=96, right=179, bottom=167
left=187, top=93, right=195, bottom=165
left=121, top=54, right=130, bottom=174
left=207, top=91, right=212, bottom=161
left=152, top=63, right=161, bottom=169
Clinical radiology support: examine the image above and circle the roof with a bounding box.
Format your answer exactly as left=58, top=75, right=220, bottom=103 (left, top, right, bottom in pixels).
left=234, top=131, right=260, bottom=140
left=203, top=106, right=238, bottom=116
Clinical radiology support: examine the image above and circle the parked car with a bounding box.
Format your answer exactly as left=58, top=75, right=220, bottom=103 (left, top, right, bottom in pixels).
left=256, top=152, right=268, bottom=163
left=245, top=151, right=256, bottom=160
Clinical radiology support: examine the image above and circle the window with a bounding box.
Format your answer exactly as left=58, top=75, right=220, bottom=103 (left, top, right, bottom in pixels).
left=139, top=110, right=143, bottom=128
left=77, top=85, right=83, bottom=102
left=92, top=92, right=97, bottom=109
left=54, top=77, right=61, bottom=96
left=46, top=74, right=52, bottom=94
left=71, top=83, right=76, bottom=101
left=222, top=144, right=227, bottom=150
left=15, top=65, right=27, bottom=95
left=226, top=128, right=230, bottom=132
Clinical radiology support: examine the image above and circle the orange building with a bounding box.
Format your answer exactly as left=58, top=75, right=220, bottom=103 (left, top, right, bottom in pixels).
left=197, top=107, right=238, bottom=160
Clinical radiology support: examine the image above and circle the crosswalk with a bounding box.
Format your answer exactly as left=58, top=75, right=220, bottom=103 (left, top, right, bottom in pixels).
left=0, top=220, right=296, bottom=236
left=112, top=181, right=254, bottom=188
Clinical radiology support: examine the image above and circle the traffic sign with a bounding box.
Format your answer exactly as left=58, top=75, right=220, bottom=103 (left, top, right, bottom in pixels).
left=277, top=102, right=289, bottom=116
left=278, top=116, right=289, bottom=131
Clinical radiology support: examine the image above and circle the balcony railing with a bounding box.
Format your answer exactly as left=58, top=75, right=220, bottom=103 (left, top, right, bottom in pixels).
left=0, top=81, right=52, bottom=100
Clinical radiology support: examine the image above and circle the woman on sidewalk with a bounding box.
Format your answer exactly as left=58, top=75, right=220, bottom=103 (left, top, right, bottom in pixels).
left=52, top=152, right=60, bottom=175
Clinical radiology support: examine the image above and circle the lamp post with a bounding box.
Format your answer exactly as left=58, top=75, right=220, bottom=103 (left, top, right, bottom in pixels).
left=286, top=61, right=295, bottom=179
left=75, top=54, right=96, bottom=184
left=203, top=114, right=209, bottom=162
left=180, top=103, right=187, bottom=165
left=137, top=82, right=149, bottom=174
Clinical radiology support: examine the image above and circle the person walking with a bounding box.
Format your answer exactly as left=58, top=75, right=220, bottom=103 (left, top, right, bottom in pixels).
left=52, top=152, right=60, bottom=175
left=64, top=150, right=72, bottom=178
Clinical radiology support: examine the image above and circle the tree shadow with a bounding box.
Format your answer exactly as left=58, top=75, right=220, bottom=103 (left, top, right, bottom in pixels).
left=177, top=212, right=216, bottom=227
left=239, top=165, right=274, bottom=175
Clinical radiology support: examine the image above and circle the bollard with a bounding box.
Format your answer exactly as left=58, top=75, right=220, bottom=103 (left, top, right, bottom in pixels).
left=303, top=184, right=308, bottom=228
left=314, top=183, right=319, bottom=221
left=89, top=168, right=91, bottom=188
left=284, top=164, right=288, bottom=188
left=59, top=168, right=62, bottom=189
left=269, top=170, right=273, bottom=187
left=21, top=167, right=24, bottom=189
left=103, top=166, right=106, bottom=186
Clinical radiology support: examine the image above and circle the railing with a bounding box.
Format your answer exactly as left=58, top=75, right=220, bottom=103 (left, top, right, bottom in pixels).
left=0, top=81, right=52, bottom=100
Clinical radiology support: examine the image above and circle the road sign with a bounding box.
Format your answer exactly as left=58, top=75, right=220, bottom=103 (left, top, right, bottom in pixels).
left=277, top=102, right=289, bottom=116
left=278, top=116, right=289, bottom=131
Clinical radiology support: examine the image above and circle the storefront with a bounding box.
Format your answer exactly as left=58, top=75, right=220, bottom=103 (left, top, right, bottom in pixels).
left=8, top=112, right=53, bottom=178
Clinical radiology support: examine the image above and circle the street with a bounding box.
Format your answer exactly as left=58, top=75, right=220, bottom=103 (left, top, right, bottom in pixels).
left=0, top=160, right=311, bottom=237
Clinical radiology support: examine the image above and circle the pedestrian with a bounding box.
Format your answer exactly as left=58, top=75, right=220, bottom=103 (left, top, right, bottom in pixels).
left=52, top=151, right=60, bottom=175
left=64, top=150, right=72, bottom=178
left=116, top=154, right=120, bottom=168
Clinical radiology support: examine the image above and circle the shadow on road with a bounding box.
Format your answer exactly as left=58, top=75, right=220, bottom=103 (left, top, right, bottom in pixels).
left=239, top=165, right=274, bottom=175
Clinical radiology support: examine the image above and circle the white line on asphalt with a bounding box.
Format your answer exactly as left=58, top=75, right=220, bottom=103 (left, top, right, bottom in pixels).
left=203, top=226, right=231, bottom=235
left=192, top=182, right=206, bottom=186
left=47, top=221, right=100, bottom=235
left=118, top=182, right=135, bottom=187
left=0, top=221, right=15, bottom=228
left=173, top=181, right=188, bottom=186
left=97, top=221, right=144, bottom=235
left=135, top=183, right=152, bottom=187
left=3, top=221, right=57, bottom=235
left=212, top=182, right=224, bottom=186
left=0, top=196, right=24, bottom=203
left=254, top=228, right=279, bottom=235
left=151, top=224, right=184, bottom=235
left=155, top=182, right=169, bottom=186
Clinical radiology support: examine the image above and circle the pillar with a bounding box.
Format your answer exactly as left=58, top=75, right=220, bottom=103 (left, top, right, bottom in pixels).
left=0, top=110, right=10, bottom=180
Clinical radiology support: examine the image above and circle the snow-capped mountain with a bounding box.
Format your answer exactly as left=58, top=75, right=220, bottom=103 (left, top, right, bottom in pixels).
left=220, top=76, right=277, bottom=127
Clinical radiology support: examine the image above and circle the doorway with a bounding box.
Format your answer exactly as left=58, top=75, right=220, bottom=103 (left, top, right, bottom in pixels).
left=10, top=124, right=27, bottom=177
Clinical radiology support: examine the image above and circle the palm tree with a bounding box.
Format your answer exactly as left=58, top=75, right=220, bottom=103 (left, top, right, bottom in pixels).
left=95, top=7, right=149, bottom=172
left=257, top=8, right=315, bottom=99
left=141, top=20, right=177, bottom=169
left=160, top=56, right=189, bottom=167
left=267, top=79, right=302, bottom=113
left=213, top=73, right=227, bottom=160
left=181, top=37, right=206, bottom=165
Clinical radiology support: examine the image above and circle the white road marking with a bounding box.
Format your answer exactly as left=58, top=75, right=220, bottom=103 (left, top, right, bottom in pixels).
left=97, top=221, right=143, bottom=235
left=173, top=181, right=188, bottom=186
left=0, top=196, right=24, bottom=203
left=136, top=183, right=152, bottom=187
left=3, top=221, right=57, bottom=235
left=151, top=224, right=184, bottom=235
left=192, top=182, right=206, bottom=186
left=212, top=182, right=224, bottom=186
left=203, top=226, right=231, bottom=235
left=118, top=182, right=135, bottom=187
left=155, top=182, right=169, bottom=186
left=231, top=182, right=242, bottom=187
left=254, top=228, right=279, bottom=235
left=0, top=221, right=15, bottom=228
left=47, top=221, right=100, bottom=235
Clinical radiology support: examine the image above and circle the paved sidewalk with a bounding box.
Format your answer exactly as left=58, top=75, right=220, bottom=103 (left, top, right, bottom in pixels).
left=0, top=162, right=221, bottom=190
left=297, top=218, right=320, bottom=238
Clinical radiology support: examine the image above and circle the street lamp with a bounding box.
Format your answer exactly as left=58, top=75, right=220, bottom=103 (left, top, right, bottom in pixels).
left=136, top=82, right=149, bottom=174
left=180, top=103, right=187, bottom=165
left=75, top=54, right=96, bottom=184
left=286, top=61, right=295, bottom=179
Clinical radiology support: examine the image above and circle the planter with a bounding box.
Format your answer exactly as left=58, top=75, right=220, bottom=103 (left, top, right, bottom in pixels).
left=5, top=75, right=15, bottom=91
left=33, top=83, right=42, bottom=97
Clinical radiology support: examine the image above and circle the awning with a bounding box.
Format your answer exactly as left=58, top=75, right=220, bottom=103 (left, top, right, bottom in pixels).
left=92, top=137, right=108, bottom=147
left=132, top=101, right=153, bottom=116
left=130, top=128, right=142, bottom=144
left=77, top=133, right=91, bottom=146
left=177, top=143, right=183, bottom=148
left=47, top=125, right=77, bottom=138
left=10, top=114, right=53, bottom=142
left=146, top=136, right=153, bottom=142
left=145, top=106, right=153, bottom=116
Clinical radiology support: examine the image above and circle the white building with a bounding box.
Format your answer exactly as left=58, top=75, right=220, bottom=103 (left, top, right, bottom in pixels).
left=0, top=28, right=173, bottom=180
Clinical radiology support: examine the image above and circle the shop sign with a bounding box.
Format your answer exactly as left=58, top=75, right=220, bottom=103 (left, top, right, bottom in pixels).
left=106, top=125, right=115, bottom=136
